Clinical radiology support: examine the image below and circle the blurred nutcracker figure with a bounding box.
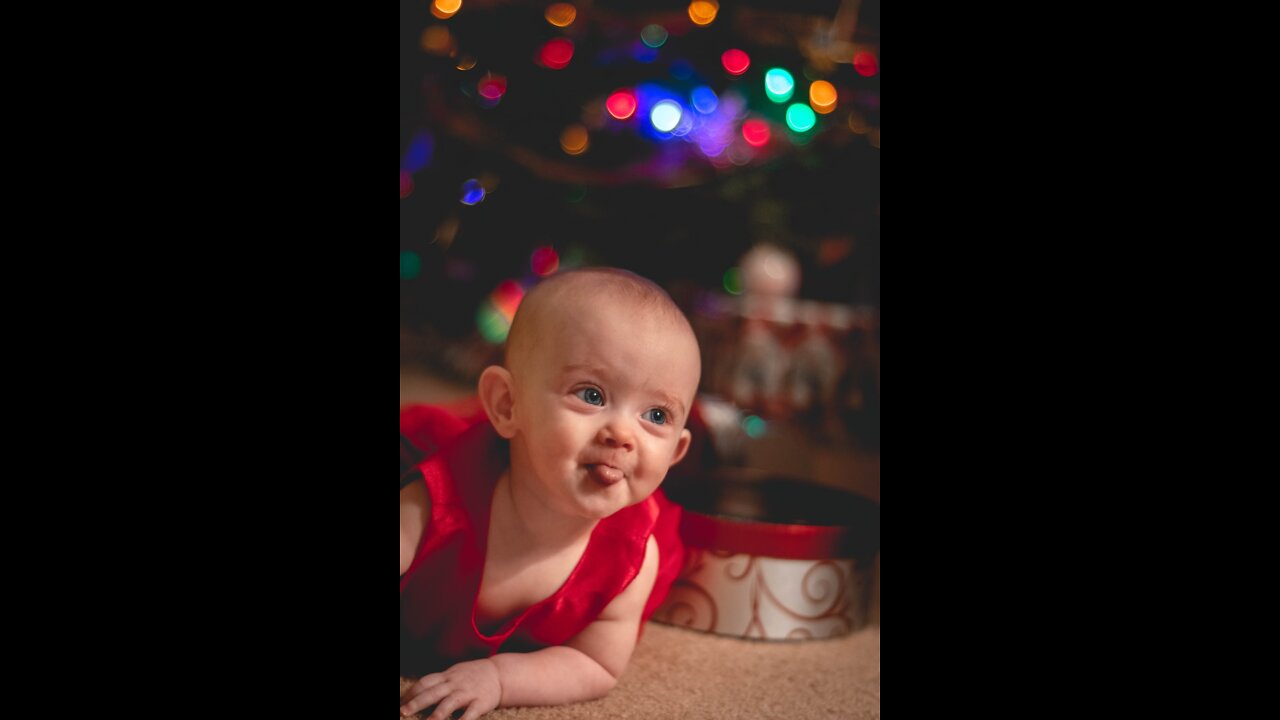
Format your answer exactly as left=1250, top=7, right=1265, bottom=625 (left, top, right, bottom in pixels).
left=731, top=244, right=800, bottom=416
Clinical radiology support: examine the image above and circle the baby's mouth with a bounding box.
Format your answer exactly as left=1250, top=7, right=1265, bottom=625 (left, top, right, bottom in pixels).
left=586, top=463, right=626, bottom=486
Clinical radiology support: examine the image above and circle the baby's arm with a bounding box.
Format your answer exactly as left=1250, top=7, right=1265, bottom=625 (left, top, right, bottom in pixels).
left=399, top=535, right=659, bottom=719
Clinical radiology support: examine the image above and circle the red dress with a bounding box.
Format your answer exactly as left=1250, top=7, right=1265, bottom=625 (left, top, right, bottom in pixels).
left=399, top=405, right=684, bottom=676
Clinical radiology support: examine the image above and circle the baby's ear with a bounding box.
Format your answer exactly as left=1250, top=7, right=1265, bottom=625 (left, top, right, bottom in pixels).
left=478, top=366, right=518, bottom=439
left=669, top=428, right=692, bottom=467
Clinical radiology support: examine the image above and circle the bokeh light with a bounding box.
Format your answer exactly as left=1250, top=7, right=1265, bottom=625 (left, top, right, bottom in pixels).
left=691, top=86, right=718, bottom=114
left=402, top=131, right=434, bottom=172
left=531, top=246, right=560, bottom=276
left=455, top=55, right=476, bottom=70
left=460, top=179, right=485, bottom=205
left=400, top=171, right=414, bottom=199
left=641, top=24, right=668, bottom=48
left=477, top=74, right=507, bottom=100
left=671, top=109, right=695, bottom=137
left=400, top=251, right=421, bottom=280
left=650, top=100, right=683, bottom=133
left=433, top=216, right=460, bottom=249
left=545, top=3, right=576, bottom=27
left=785, top=103, right=816, bottom=132
left=723, top=267, right=743, bottom=294
left=853, top=51, right=878, bottom=77
left=688, top=1, right=719, bottom=25
left=765, top=68, right=794, bottom=102
left=721, top=49, right=750, bottom=76
left=431, top=0, right=461, bottom=20
left=476, top=303, right=510, bottom=343
left=491, top=280, right=525, bottom=321
left=538, top=38, right=574, bottom=69
left=559, top=124, right=589, bottom=155
left=809, top=80, right=837, bottom=114
left=421, top=26, right=453, bottom=55
left=741, top=118, right=771, bottom=147
left=743, top=415, right=767, bottom=438
left=728, top=144, right=752, bottom=166
left=631, top=40, right=659, bottom=63
left=606, top=90, right=637, bottom=120
left=670, top=60, right=695, bottom=80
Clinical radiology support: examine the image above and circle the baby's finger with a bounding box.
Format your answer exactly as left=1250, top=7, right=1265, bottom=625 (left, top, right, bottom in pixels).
left=406, top=673, right=447, bottom=696
left=425, top=694, right=463, bottom=720
left=400, top=684, right=451, bottom=717
left=457, top=701, right=491, bottom=720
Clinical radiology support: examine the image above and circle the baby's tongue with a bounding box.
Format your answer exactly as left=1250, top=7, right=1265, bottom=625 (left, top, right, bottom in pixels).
left=589, top=464, right=624, bottom=485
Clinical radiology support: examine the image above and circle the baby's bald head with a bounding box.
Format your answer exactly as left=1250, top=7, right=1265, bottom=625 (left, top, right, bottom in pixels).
left=504, top=268, right=701, bottom=397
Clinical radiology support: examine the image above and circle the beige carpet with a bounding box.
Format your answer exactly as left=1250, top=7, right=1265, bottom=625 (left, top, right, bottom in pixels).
left=400, top=619, right=880, bottom=719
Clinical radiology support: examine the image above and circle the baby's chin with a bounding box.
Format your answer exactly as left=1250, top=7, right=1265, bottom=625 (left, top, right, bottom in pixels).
left=571, top=484, right=648, bottom=519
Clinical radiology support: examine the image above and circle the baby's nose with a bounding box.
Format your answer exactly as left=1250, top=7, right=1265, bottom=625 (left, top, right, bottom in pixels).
left=598, top=422, right=635, bottom=451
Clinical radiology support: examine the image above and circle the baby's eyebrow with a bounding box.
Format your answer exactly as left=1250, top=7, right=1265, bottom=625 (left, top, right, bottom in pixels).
left=654, top=392, right=687, bottom=419
left=560, top=363, right=613, bottom=380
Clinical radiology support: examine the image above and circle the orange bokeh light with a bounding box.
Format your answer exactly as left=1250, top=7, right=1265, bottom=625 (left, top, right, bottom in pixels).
left=431, top=0, right=461, bottom=20
left=809, top=80, right=837, bottom=114
left=688, top=1, right=718, bottom=25
left=545, top=3, right=577, bottom=27
left=560, top=125, right=589, bottom=155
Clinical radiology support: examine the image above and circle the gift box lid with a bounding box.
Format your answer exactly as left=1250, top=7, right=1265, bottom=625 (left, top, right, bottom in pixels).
left=664, top=469, right=880, bottom=561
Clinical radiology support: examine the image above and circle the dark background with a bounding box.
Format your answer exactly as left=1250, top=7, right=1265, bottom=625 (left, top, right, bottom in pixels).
left=400, top=0, right=880, bottom=340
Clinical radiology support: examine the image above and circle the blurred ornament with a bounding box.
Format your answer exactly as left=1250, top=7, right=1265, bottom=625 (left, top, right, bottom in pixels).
left=740, top=244, right=800, bottom=297
left=731, top=318, right=787, bottom=412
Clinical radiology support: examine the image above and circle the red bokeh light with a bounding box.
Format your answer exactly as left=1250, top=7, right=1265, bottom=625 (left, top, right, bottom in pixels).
left=606, top=90, right=637, bottom=120
left=478, top=75, right=508, bottom=99
left=491, top=280, right=525, bottom=319
left=721, top=49, right=750, bottom=76
left=741, top=119, right=771, bottom=147
left=538, top=38, right=575, bottom=70
left=531, top=246, right=560, bottom=276
left=853, top=51, right=878, bottom=77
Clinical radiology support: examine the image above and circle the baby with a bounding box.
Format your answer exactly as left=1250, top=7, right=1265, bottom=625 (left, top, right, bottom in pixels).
left=399, top=268, right=701, bottom=719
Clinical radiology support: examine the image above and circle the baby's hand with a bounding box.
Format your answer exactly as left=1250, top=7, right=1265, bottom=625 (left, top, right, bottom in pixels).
left=400, top=658, right=502, bottom=720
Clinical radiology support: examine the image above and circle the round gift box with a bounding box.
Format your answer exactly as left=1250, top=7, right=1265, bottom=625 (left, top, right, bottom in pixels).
left=654, top=471, right=880, bottom=640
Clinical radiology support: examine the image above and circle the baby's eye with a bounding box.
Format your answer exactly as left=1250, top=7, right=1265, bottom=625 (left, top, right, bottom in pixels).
left=575, top=387, right=605, bottom=406
left=643, top=408, right=668, bottom=425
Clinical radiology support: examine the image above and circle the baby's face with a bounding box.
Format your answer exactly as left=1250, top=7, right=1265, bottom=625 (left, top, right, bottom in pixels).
left=509, top=298, right=700, bottom=521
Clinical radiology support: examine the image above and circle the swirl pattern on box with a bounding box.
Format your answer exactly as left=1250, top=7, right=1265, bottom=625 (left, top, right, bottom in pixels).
left=654, top=548, right=869, bottom=640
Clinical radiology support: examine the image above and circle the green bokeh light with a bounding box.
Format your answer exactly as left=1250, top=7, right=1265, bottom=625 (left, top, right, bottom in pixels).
left=785, top=103, right=816, bottom=132
left=640, top=24, right=668, bottom=48
left=476, top=301, right=511, bottom=343
left=400, top=251, right=421, bottom=280
left=764, top=68, right=794, bottom=103
left=743, top=415, right=767, bottom=438
left=723, top=267, right=743, bottom=295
